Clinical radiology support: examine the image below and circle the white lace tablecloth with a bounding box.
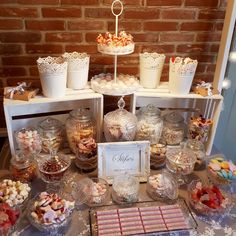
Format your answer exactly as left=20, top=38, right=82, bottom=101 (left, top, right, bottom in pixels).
left=11, top=168, right=236, bottom=236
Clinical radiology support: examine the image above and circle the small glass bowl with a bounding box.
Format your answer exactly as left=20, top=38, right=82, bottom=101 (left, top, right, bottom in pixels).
left=207, top=156, right=236, bottom=186
left=0, top=203, right=21, bottom=236
left=37, top=154, right=71, bottom=184
left=112, top=175, right=139, bottom=204
left=15, top=127, right=42, bottom=156
left=150, top=143, right=167, bottom=169
left=146, top=171, right=178, bottom=201
left=27, top=190, right=75, bottom=232
left=188, top=180, right=232, bottom=216
left=0, top=178, right=31, bottom=209
left=82, top=178, right=110, bottom=207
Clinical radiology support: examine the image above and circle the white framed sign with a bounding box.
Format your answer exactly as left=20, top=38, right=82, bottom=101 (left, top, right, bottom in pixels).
left=97, top=141, right=150, bottom=184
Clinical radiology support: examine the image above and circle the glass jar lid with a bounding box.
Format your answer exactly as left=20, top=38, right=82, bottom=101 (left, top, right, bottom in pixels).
left=139, top=104, right=161, bottom=117
left=104, top=97, right=137, bottom=129
left=186, top=139, right=205, bottom=151
left=39, top=117, right=62, bottom=131
left=69, top=108, right=92, bottom=122
left=164, top=111, right=184, bottom=124
left=11, top=152, right=32, bottom=169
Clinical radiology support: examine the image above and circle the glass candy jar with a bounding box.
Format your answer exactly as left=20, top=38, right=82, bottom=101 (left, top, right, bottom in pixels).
left=186, top=139, right=206, bottom=170
left=104, top=97, right=137, bottom=142
left=10, top=152, right=37, bottom=182
left=38, top=117, right=63, bottom=155
left=162, top=112, right=185, bottom=145
left=66, top=108, right=97, bottom=172
left=136, top=104, right=163, bottom=144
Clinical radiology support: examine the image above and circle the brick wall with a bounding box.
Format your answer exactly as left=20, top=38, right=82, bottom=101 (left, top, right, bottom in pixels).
left=0, top=0, right=227, bottom=127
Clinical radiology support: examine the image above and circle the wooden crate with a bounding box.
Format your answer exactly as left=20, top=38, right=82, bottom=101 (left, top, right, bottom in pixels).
left=3, top=88, right=103, bottom=156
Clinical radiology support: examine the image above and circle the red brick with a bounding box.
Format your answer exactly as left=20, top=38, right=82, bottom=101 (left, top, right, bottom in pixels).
left=211, top=44, right=219, bottom=52
left=161, top=9, right=195, bottom=19
left=0, top=45, right=22, bottom=55
left=194, top=74, right=214, bottom=82
left=144, top=22, right=178, bottom=31
left=85, top=8, right=113, bottom=18
left=181, top=22, right=214, bottom=31
left=177, top=44, right=209, bottom=53
left=117, top=66, right=139, bottom=75
left=26, top=44, right=63, bottom=54
left=124, top=9, right=160, bottom=19
left=0, top=67, right=26, bottom=77
left=132, top=33, right=159, bottom=43
left=68, top=21, right=104, bottom=30
left=6, top=78, right=41, bottom=87
left=0, top=0, right=17, bottom=3
left=45, top=33, right=82, bottom=42
left=0, top=7, right=38, bottom=17
left=0, top=32, right=41, bottom=43
left=26, top=20, right=65, bottom=30
left=140, top=44, right=175, bottom=53
left=61, top=0, right=98, bottom=5
left=206, top=64, right=216, bottom=73
left=0, top=19, right=22, bottom=30
left=18, top=0, right=59, bottom=4
left=42, top=7, right=81, bottom=18
left=190, top=54, right=216, bottom=63
left=195, top=64, right=206, bottom=73
left=91, top=56, right=113, bottom=65
left=185, top=0, right=218, bottom=7
left=220, top=0, right=227, bottom=7
left=108, top=21, right=142, bottom=32
left=2, top=56, right=37, bottom=66
left=85, top=33, right=99, bottom=43
left=29, top=66, right=39, bottom=76
left=147, top=0, right=182, bottom=6
left=198, top=10, right=225, bottom=20
left=160, top=33, right=194, bottom=42
left=216, top=23, right=223, bottom=31
left=103, top=0, right=141, bottom=5
left=196, top=33, right=222, bottom=42
left=65, top=45, right=97, bottom=54
left=118, top=56, right=139, bottom=65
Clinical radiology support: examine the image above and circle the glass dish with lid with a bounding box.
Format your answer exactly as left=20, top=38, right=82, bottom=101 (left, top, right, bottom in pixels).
left=162, top=111, right=185, bottom=145
left=135, top=104, right=163, bottom=144
left=38, top=117, right=63, bottom=155
left=104, top=97, right=137, bottom=142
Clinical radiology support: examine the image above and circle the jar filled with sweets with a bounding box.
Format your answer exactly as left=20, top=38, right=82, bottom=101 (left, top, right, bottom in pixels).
left=66, top=108, right=97, bottom=172
left=10, top=152, right=37, bottom=182
left=136, top=104, right=163, bottom=144
left=162, top=112, right=185, bottom=145
left=104, top=97, right=137, bottom=142
left=38, top=117, right=63, bottom=154
left=186, top=139, right=206, bottom=170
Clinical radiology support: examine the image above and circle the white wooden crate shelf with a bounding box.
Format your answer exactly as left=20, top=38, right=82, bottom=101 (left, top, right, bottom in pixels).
left=131, top=85, right=223, bottom=156
left=4, top=88, right=103, bottom=156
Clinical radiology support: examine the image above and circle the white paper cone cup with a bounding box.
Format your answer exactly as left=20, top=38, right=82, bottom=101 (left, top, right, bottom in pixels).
left=139, top=52, right=165, bottom=89
left=63, top=52, right=90, bottom=90
left=170, top=75, right=195, bottom=94
left=37, top=56, right=67, bottom=98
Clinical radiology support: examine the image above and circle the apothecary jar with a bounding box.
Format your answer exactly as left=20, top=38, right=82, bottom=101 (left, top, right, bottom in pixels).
left=66, top=108, right=97, bottom=172
left=162, top=111, right=185, bottom=145
left=135, top=104, right=163, bottom=144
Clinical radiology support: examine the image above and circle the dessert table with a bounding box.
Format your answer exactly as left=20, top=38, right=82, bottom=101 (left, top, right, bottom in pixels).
left=7, top=165, right=236, bottom=236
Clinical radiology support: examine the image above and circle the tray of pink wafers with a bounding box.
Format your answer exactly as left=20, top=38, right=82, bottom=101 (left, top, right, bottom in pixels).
left=89, top=200, right=197, bottom=236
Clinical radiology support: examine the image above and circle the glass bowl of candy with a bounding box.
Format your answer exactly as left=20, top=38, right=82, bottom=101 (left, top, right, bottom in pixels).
left=166, top=146, right=196, bottom=185
left=207, top=156, right=236, bottom=186
left=0, top=203, right=20, bottom=235
left=37, top=153, right=71, bottom=184
left=112, top=174, right=139, bottom=204
left=146, top=171, right=178, bottom=202
left=188, top=180, right=232, bottom=216
left=15, top=127, right=42, bottom=156
left=27, top=190, right=75, bottom=232
left=80, top=178, right=110, bottom=207
left=0, top=178, right=31, bottom=209
left=150, top=142, right=167, bottom=169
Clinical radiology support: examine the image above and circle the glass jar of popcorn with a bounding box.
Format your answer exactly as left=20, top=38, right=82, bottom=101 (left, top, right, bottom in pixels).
left=66, top=109, right=97, bottom=172
left=38, top=117, right=63, bottom=155
left=104, top=97, right=137, bottom=142
left=136, top=104, right=163, bottom=144
left=162, top=112, right=185, bottom=145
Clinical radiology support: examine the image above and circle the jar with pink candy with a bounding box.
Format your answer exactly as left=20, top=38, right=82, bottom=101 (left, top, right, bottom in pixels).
left=15, top=128, right=42, bottom=156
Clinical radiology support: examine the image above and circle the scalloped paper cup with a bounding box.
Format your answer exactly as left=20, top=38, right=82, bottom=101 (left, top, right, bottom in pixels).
left=169, top=57, right=198, bottom=94
left=139, top=52, right=166, bottom=89
left=37, top=56, right=67, bottom=98
left=63, top=52, right=90, bottom=90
